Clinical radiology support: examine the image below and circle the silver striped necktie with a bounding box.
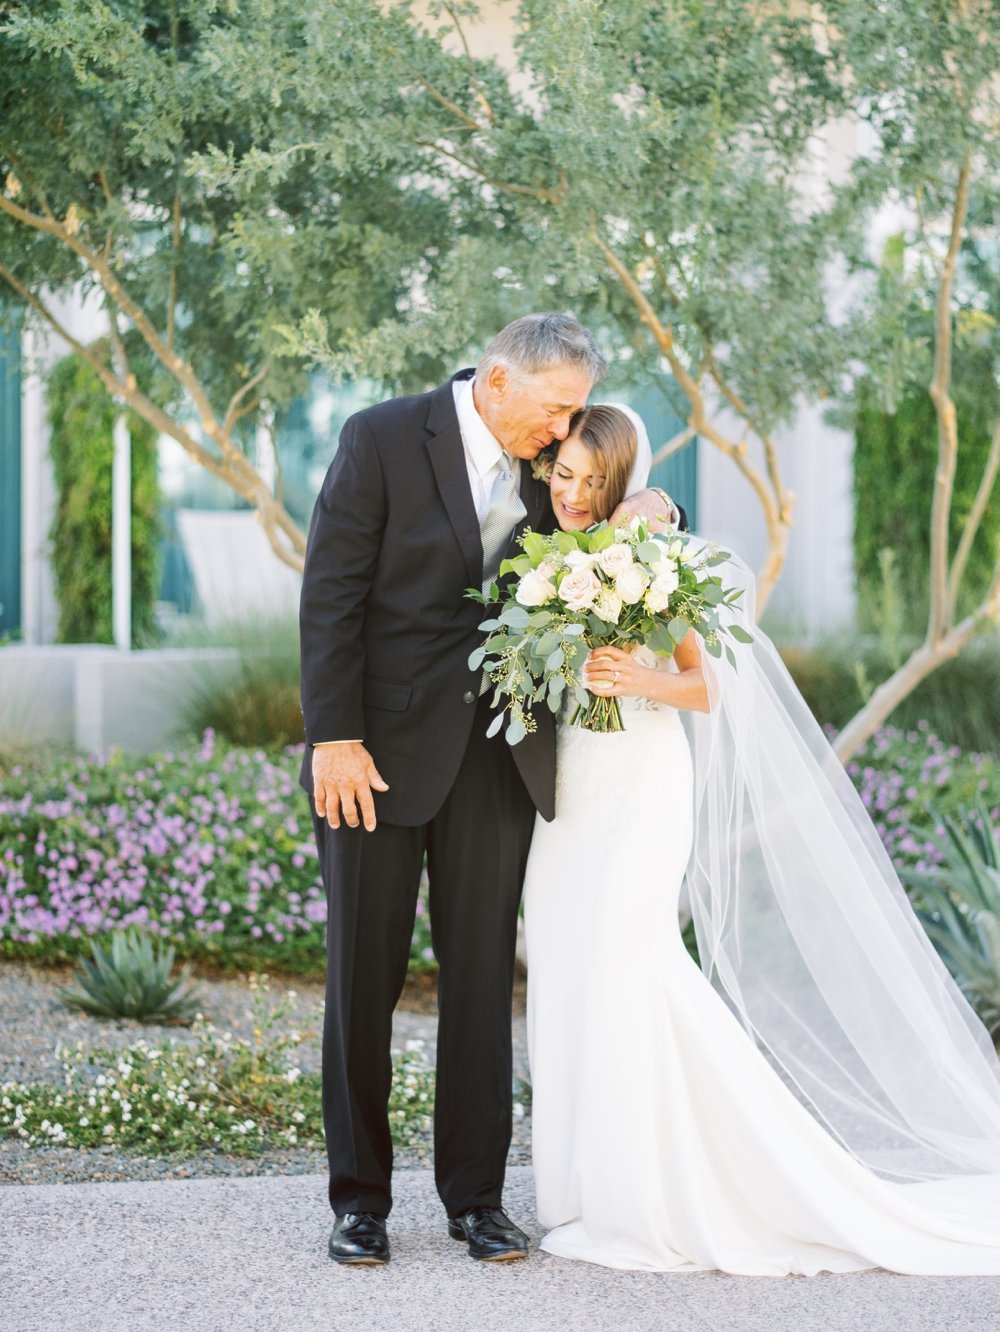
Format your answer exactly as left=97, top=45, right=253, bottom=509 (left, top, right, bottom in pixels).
left=480, top=453, right=527, bottom=594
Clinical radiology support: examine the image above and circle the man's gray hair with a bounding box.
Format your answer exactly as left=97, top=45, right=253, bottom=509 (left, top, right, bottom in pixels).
left=477, top=312, right=607, bottom=385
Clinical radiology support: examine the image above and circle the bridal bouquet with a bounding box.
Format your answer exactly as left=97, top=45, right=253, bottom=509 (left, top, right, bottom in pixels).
left=467, top=518, right=750, bottom=743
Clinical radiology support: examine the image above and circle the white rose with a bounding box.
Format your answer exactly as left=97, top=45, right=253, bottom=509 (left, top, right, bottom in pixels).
left=564, top=549, right=599, bottom=570
left=594, top=587, right=623, bottom=624
left=515, top=569, right=556, bottom=607
left=644, top=567, right=680, bottom=614
left=537, top=558, right=560, bottom=579
left=644, top=584, right=671, bottom=613
left=560, top=566, right=602, bottom=611
left=597, top=543, right=633, bottom=576
left=616, top=563, right=651, bottom=604
left=656, top=566, right=680, bottom=595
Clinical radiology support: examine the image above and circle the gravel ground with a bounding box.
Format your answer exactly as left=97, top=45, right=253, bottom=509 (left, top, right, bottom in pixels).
left=0, top=959, right=532, bottom=1186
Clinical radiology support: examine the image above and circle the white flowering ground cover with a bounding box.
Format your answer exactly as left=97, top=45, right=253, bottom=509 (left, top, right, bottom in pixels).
left=0, top=978, right=436, bottom=1155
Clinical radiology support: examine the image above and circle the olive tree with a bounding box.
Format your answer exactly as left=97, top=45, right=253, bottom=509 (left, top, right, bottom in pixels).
left=0, top=0, right=471, bottom=570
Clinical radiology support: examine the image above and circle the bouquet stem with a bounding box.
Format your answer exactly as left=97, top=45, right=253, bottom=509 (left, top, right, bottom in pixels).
left=570, top=694, right=625, bottom=734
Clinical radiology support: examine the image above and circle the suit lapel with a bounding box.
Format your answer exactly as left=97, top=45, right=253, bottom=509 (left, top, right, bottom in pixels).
left=424, top=371, right=557, bottom=583
left=425, top=372, right=483, bottom=587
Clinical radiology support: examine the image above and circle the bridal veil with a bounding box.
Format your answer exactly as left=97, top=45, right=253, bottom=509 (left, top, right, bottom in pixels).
left=615, top=404, right=1000, bottom=1221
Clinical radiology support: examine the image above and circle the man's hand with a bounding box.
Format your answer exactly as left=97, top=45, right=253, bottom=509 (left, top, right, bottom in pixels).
left=312, top=742, right=389, bottom=832
left=610, top=486, right=679, bottom=534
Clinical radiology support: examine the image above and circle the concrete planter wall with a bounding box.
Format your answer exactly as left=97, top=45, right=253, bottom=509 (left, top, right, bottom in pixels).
left=0, top=645, right=238, bottom=754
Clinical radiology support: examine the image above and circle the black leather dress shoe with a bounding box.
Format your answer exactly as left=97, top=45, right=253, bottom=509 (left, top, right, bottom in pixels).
left=448, top=1206, right=529, bottom=1261
left=328, top=1212, right=390, bottom=1265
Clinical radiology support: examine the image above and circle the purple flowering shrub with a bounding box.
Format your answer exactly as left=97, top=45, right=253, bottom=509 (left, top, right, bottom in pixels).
left=844, top=722, right=999, bottom=872
left=0, top=731, right=436, bottom=976
left=3, top=724, right=992, bottom=979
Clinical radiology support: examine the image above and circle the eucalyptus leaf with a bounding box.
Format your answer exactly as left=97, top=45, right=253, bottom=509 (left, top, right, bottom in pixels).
left=505, top=715, right=526, bottom=746
left=486, top=712, right=504, bottom=739
left=647, top=622, right=676, bottom=655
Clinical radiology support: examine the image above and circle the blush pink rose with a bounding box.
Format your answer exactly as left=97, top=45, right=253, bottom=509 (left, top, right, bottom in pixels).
left=560, top=566, right=602, bottom=611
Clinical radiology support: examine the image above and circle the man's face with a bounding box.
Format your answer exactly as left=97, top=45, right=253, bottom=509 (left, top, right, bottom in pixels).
left=474, top=363, right=594, bottom=460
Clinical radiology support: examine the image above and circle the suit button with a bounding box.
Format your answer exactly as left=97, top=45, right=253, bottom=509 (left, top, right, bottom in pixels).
left=462, top=690, right=476, bottom=704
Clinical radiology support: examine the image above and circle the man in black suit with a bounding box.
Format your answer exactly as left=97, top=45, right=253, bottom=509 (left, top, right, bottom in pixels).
left=300, top=313, right=674, bottom=1265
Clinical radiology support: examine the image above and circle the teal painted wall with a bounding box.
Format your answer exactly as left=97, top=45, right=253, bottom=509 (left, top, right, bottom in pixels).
left=609, top=383, right=698, bottom=529
left=0, top=311, right=21, bottom=637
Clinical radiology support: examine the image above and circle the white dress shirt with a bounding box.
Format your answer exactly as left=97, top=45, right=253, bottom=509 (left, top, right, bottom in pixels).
left=452, top=375, right=520, bottom=519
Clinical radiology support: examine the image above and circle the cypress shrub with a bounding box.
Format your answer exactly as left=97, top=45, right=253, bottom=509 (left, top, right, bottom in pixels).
left=47, top=347, right=161, bottom=645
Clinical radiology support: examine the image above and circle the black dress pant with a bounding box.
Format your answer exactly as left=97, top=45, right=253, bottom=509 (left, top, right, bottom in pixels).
left=312, top=694, right=536, bottom=1218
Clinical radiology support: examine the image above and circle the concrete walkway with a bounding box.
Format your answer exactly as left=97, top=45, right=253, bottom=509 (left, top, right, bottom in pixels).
left=2, top=1166, right=998, bottom=1332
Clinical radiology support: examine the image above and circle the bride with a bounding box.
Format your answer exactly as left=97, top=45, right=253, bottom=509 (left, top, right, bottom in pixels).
left=522, top=403, right=1000, bottom=1275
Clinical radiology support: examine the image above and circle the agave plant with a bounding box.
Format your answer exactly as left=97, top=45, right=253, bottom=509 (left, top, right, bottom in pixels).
left=59, top=927, right=203, bottom=1024
left=902, top=803, right=1000, bottom=1042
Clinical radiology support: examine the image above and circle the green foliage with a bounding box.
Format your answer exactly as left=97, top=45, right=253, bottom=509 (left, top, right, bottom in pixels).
left=46, top=348, right=160, bottom=645
left=780, top=637, right=1000, bottom=754
left=268, top=0, right=849, bottom=423
left=179, top=616, right=304, bottom=748
left=0, top=0, right=474, bottom=421
left=59, top=927, right=203, bottom=1023
left=853, top=344, right=1000, bottom=632
left=902, top=807, right=1000, bottom=1041
left=0, top=978, right=437, bottom=1155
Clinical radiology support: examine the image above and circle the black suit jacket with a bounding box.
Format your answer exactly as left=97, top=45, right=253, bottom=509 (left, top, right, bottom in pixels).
left=299, top=370, right=557, bottom=826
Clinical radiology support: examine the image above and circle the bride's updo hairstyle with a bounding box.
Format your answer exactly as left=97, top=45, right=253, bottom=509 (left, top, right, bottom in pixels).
left=564, top=405, right=638, bottom=523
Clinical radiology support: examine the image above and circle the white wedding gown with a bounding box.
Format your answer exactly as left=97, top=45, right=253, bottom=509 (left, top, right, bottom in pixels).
left=524, top=687, right=1000, bottom=1276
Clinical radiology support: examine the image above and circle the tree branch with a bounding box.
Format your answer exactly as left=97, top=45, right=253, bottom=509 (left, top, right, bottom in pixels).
left=167, top=188, right=181, bottom=351
left=443, top=3, right=497, bottom=125
left=416, top=139, right=564, bottom=203
left=0, top=259, right=231, bottom=481
left=410, top=71, right=485, bottom=133
left=222, top=363, right=270, bottom=437
left=946, top=418, right=1000, bottom=617
left=0, top=143, right=55, bottom=221
left=591, top=225, right=795, bottom=609
left=926, top=154, right=971, bottom=642
left=706, top=351, right=793, bottom=524
left=650, top=425, right=696, bottom=467
left=834, top=557, right=1000, bottom=763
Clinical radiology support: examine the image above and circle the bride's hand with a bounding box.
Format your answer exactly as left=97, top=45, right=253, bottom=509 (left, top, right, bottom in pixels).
left=583, top=645, right=651, bottom=698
